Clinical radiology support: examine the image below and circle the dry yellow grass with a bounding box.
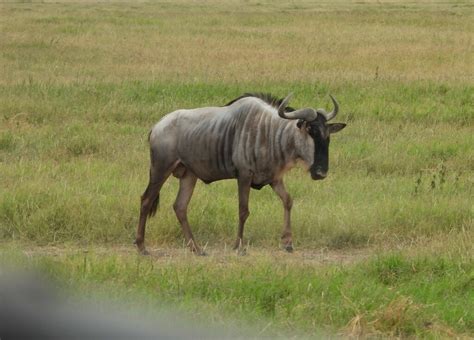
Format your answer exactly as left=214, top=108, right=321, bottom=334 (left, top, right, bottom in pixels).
left=1, top=1, right=473, bottom=85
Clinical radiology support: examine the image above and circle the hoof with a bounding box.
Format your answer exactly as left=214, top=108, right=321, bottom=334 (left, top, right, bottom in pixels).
left=191, top=245, right=207, bottom=256
left=135, top=241, right=149, bottom=256
left=233, top=238, right=244, bottom=250
left=237, top=248, right=247, bottom=256
left=195, top=250, right=208, bottom=256
left=138, top=248, right=150, bottom=256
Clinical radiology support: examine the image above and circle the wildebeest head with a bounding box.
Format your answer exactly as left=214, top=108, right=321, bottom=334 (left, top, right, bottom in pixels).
left=278, top=94, right=346, bottom=180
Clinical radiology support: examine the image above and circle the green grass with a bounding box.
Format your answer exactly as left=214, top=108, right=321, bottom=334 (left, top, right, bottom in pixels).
left=1, top=0, right=473, bottom=337
left=2, top=247, right=472, bottom=337
left=1, top=81, right=472, bottom=247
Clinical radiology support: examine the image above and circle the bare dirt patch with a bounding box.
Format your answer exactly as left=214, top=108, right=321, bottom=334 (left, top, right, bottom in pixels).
left=19, top=244, right=373, bottom=267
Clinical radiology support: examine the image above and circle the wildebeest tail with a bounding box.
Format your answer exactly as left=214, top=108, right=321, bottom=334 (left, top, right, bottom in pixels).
left=141, top=170, right=160, bottom=217
left=149, top=192, right=159, bottom=217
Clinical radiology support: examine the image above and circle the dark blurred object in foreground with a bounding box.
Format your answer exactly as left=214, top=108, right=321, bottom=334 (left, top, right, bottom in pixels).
left=0, top=271, right=226, bottom=339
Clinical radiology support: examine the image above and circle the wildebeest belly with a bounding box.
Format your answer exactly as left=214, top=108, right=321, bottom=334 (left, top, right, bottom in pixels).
left=177, top=121, right=238, bottom=183
left=179, top=157, right=237, bottom=183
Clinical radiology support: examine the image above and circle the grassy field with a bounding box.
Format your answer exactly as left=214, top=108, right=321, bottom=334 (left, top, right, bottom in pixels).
left=1, top=1, right=473, bottom=337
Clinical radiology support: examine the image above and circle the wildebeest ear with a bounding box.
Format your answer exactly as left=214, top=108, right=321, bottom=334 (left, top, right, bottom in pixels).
left=327, top=123, right=346, bottom=134
left=296, top=120, right=305, bottom=129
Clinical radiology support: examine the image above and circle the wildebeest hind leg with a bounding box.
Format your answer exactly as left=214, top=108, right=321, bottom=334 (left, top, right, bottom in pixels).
left=173, top=170, right=204, bottom=255
left=135, top=165, right=175, bottom=255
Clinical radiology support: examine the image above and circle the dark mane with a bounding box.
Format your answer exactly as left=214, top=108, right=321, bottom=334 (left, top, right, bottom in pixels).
left=224, top=92, right=295, bottom=112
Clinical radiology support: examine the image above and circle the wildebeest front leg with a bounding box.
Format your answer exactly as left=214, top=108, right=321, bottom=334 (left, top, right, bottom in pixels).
left=234, top=177, right=252, bottom=252
left=271, top=180, right=294, bottom=252
left=173, top=171, right=204, bottom=255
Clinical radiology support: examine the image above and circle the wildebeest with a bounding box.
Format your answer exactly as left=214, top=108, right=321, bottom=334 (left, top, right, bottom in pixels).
left=135, top=93, right=346, bottom=255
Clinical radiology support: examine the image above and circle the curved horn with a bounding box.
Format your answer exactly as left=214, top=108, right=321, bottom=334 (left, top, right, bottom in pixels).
left=278, top=93, right=317, bottom=121
left=278, top=93, right=293, bottom=118
left=316, top=95, right=339, bottom=121
left=280, top=108, right=317, bottom=121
